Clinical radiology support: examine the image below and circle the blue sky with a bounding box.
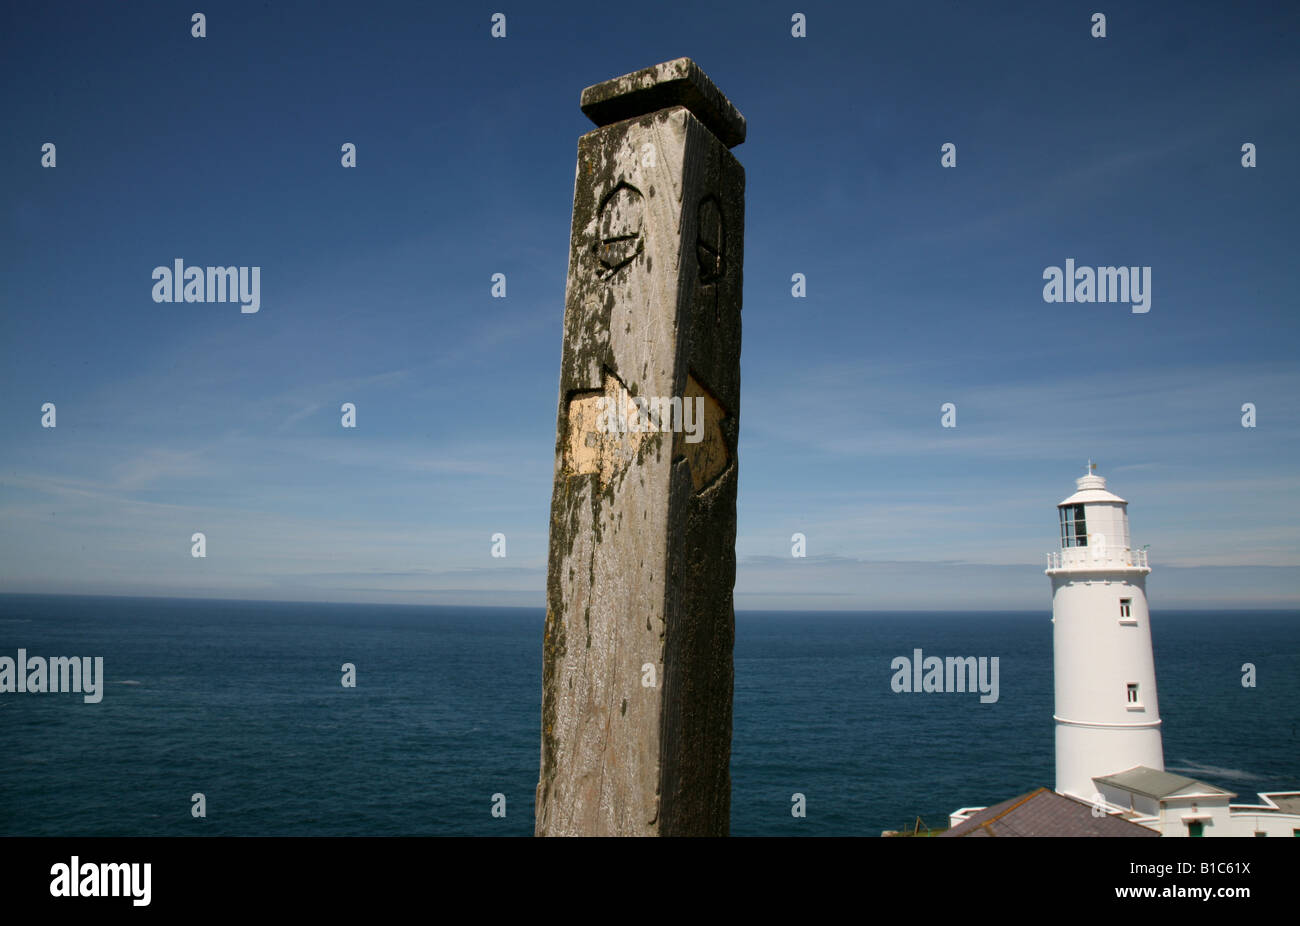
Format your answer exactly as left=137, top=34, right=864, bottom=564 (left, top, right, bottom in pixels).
left=2, top=1, right=1298, bottom=609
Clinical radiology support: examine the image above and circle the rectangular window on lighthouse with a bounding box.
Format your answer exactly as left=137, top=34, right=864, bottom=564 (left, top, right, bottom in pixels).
left=1120, top=598, right=1132, bottom=618
left=1060, top=504, right=1087, bottom=547
left=1126, top=683, right=1140, bottom=705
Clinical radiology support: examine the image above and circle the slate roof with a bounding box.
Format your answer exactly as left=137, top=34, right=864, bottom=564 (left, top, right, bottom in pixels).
left=1264, top=793, right=1300, bottom=814
left=1094, top=766, right=1236, bottom=801
left=940, top=787, right=1160, bottom=837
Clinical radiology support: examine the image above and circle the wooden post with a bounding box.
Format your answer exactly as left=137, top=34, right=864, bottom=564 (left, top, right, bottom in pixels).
left=536, top=58, right=745, bottom=836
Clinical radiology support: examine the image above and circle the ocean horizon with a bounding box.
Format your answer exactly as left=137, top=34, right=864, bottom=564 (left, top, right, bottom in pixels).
left=1, top=593, right=1296, bottom=837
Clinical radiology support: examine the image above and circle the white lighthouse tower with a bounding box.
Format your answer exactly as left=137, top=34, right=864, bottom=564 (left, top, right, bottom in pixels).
left=942, top=465, right=1300, bottom=835
left=1048, top=464, right=1164, bottom=801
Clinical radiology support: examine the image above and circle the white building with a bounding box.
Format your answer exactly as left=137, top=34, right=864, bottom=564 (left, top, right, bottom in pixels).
left=1091, top=766, right=1300, bottom=837
left=947, top=466, right=1300, bottom=836
left=1048, top=467, right=1163, bottom=801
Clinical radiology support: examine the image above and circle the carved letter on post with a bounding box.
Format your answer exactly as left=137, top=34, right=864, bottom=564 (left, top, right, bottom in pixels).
left=537, top=58, right=745, bottom=836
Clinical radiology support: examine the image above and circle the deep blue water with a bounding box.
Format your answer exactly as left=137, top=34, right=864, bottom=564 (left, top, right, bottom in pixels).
left=1, top=594, right=1296, bottom=836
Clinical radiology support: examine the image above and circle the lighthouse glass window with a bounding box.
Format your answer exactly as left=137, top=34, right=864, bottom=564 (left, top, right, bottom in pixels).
left=1060, top=504, right=1087, bottom=547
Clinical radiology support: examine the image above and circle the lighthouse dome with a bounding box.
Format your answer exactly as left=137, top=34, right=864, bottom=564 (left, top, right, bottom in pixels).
left=1049, top=467, right=1144, bottom=568
left=1057, top=473, right=1127, bottom=507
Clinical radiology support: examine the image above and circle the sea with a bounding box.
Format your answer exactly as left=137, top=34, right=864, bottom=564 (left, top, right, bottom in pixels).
left=1, top=594, right=1296, bottom=837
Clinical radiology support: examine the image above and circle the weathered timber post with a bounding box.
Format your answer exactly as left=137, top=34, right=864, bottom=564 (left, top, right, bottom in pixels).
left=537, top=58, right=745, bottom=836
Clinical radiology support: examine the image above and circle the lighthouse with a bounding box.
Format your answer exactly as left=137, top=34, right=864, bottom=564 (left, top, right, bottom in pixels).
left=1047, top=464, right=1164, bottom=801
left=942, top=464, right=1300, bottom=836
